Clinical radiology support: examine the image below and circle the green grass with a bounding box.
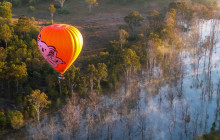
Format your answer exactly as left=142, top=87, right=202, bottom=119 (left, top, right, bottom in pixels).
left=203, top=130, right=220, bottom=140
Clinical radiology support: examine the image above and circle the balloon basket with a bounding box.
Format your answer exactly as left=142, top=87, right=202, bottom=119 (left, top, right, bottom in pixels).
left=58, top=74, right=65, bottom=80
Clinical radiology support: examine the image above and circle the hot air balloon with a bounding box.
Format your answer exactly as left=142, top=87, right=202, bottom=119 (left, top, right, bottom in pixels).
left=37, top=24, right=83, bottom=79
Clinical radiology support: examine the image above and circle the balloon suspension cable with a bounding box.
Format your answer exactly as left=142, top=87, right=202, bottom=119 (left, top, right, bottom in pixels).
left=58, top=74, right=65, bottom=80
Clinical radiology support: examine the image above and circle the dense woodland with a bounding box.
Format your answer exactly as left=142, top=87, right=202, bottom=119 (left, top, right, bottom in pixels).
left=0, top=0, right=219, bottom=139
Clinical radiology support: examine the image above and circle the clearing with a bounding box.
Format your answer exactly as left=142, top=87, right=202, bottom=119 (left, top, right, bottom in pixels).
left=12, top=0, right=167, bottom=56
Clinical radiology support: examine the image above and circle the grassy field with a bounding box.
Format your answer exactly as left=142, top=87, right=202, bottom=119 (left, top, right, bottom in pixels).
left=12, top=0, right=170, bottom=57
left=202, top=130, right=220, bottom=140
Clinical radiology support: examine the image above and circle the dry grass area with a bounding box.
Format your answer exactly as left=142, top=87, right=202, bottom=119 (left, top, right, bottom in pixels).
left=200, top=130, right=220, bottom=140
left=12, top=0, right=169, bottom=56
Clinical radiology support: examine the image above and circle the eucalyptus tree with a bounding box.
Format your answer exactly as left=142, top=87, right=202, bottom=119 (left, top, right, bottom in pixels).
left=49, top=4, right=56, bottom=24
left=88, top=64, right=96, bottom=94
left=124, top=11, right=143, bottom=38
left=65, top=65, right=80, bottom=95
left=27, top=89, right=51, bottom=122
left=85, top=0, right=98, bottom=13
left=0, top=47, right=6, bottom=74
left=62, top=96, right=81, bottom=140
left=15, top=16, right=31, bottom=39
left=0, top=24, right=12, bottom=49
left=121, top=48, right=141, bottom=83
left=96, top=63, right=108, bottom=91
left=0, top=1, right=12, bottom=19
left=119, top=29, right=129, bottom=48
left=147, top=10, right=162, bottom=33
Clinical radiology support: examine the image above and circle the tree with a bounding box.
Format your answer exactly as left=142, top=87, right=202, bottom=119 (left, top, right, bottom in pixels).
left=191, top=4, right=213, bottom=19
left=85, top=0, right=98, bottom=13
left=0, top=111, right=6, bottom=129
left=15, top=16, right=31, bottom=38
left=137, top=110, right=147, bottom=140
left=169, top=2, right=187, bottom=15
left=147, top=10, right=163, bottom=33
left=104, top=110, right=118, bottom=140
left=0, top=2, right=12, bottom=19
left=96, top=63, right=108, bottom=91
left=122, top=110, right=135, bottom=140
left=55, top=0, right=66, bottom=8
left=165, top=9, right=176, bottom=30
left=8, top=110, right=23, bottom=130
left=49, top=4, right=56, bottom=24
left=0, top=47, right=7, bottom=74
left=45, top=117, right=59, bottom=139
left=121, top=48, right=141, bottom=82
left=65, top=65, right=80, bottom=95
left=124, top=11, right=143, bottom=38
left=88, top=64, right=96, bottom=94
left=62, top=96, right=81, bottom=139
left=119, top=29, right=129, bottom=48
left=4, top=62, right=28, bottom=94
left=10, top=62, right=28, bottom=93
left=29, top=39, right=40, bottom=59
left=0, top=24, right=12, bottom=49
left=27, top=89, right=51, bottom=121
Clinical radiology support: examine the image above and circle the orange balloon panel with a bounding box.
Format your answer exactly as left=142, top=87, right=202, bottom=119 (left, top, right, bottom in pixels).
left=37, top=24, right=83, bottom=74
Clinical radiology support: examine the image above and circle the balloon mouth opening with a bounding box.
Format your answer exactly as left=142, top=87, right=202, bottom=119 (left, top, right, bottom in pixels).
left=58, top=74, right=65, bottom=80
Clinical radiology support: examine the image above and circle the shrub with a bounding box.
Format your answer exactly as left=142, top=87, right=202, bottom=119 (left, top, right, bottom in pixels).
left=54, top=3, right=61, bottom=9
left=0, top=111, right=6, bottom=129
left=56, top=98, right=61, bottom=106
left=29, top=106, right=36, bottom=119
left=29, top=25, right=40, bottom=38
left=0, top=98, right=5, bottom=104
left=8, top=110, right=24, bottom=130
left=28, top=6, right=35, bottom=13
left=23, top=110, right=29, bottom=119
left=16, top=95, right=23, bottom=105
left=57, top=8, right=70, bottom=15
left=63, top=87, right=69, bottom=95
left=51, top=19, right=54, bottom=24
left=11, top=0, right=22, bottom=7
left=30, top=17, right=35, bottom=22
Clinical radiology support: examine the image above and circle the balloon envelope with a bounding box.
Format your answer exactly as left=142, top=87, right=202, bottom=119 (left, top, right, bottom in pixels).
left=37, top=24, right=83, bottom=74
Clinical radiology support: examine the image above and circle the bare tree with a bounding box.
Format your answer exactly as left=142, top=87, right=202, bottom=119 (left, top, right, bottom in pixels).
left=55, top=0, right=65, bottom=8
left=165, top=88, right=175, bottom=108
left=181, top=104, right=191, bottom=138
left=206, top=21, right=218, bottom=97
left=189, top=21, right=200, bottom=76
left=89, top=92, right=100, bottom=112
left=46, top=117, right=59, bottom=140
left=62, top=96, right=81, bottom=140
left=147, top=40, right=156, bottom=78
left=28, top=121, right=45, bottom=140
left=105, top=110, right=118, bottom=140
left=137, top=109, right=147, bottom=140
left=192, top=112, right=200, bottom=137
left=168, top=120, right=174, bottom=140
left=122, top=110, right=135, bottom=140
left=86, top=114, right=95, bottom=140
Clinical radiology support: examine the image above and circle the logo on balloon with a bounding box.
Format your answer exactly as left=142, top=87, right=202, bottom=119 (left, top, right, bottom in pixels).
left=38, top=35, right=65, bottom=68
